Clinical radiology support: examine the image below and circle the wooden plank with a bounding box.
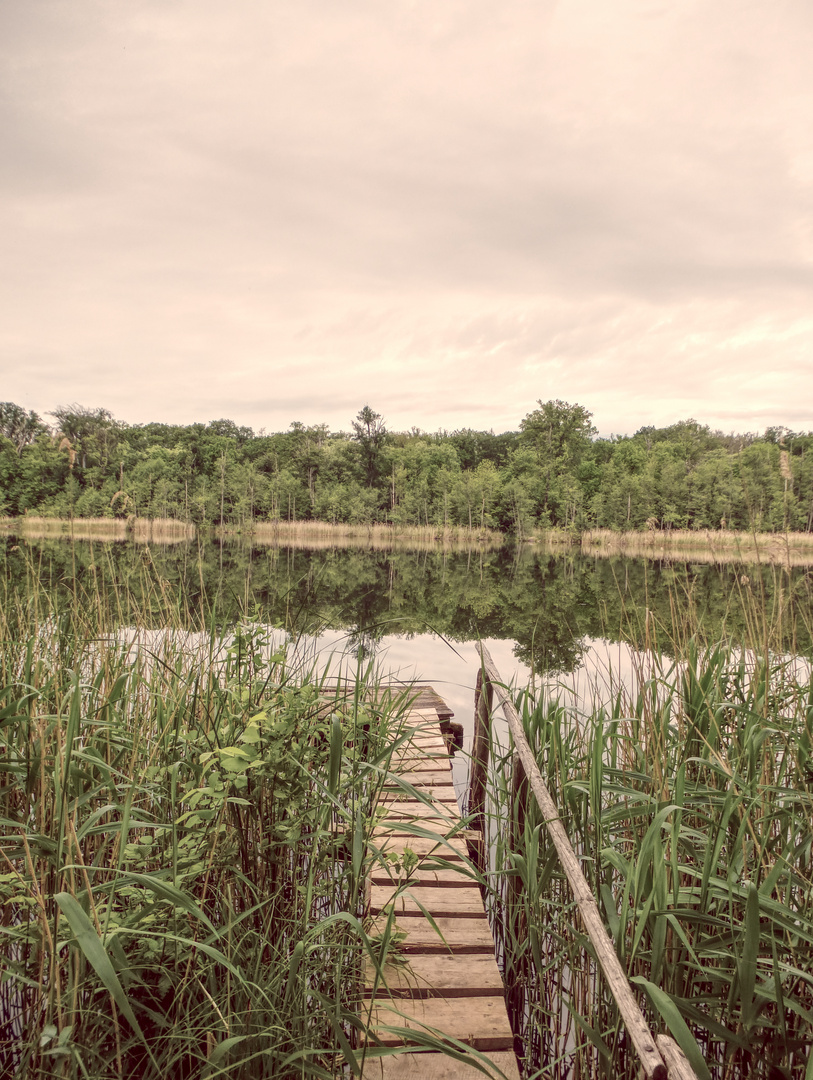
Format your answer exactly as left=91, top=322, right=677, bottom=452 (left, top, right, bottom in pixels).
left=361, top=1050, right=520, bottom=1080
left=376, top=802, right=465, bottom=823
left=370, top=915, right=495, bottom=953
left=370, top=836, right=469, bottom=860
left=371, top=885, right=485, bottom=918
left=373, top=824, right=472, bottom=842
left=379, top=789, right=459, bottom=804
left=384, top=770, right=457, bottom=787
left=364, top=953, right=506, bottom=998
left=365, top=997, right=514, bottom=1050
left=392, top=752, right=450, bottom=768
left=370, top=865, right=477, bottom=887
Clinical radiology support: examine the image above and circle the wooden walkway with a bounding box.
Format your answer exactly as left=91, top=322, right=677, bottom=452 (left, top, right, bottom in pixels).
left=361, top=689, right=520, bottom=1080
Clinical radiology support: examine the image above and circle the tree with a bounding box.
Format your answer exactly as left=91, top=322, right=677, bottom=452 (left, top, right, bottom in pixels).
left=519, top=400, right=597, bottom=525
left=519, top=399, right=596, bottom=463
left=351, top=406, right=388, bottom=489
left=49, top=404, right=120, bottom=470
left=0, top=402, right=45, bottom=454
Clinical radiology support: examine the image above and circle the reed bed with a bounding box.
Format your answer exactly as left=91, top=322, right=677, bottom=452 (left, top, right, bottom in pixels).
left=0, top=582, right=458, bottom=1078
left=244, top=520, right=504, bottom=551
left=1, top=516, right=195, bottom=543
left=540, top=527, right=813, bottom=567
left=480, top=642, right=813, bottom=1079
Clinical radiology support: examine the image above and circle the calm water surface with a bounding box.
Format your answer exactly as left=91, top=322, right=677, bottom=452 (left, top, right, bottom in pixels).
left=6, top=534, right=812, bottom=793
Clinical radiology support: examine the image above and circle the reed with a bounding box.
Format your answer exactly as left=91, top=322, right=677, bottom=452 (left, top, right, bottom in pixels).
left=479, top=640, right=813, bottom=1079
left=539, top=527, right=813, bottom=566
left=244, top=520, right=504, bottom=551
left=1, top=516, right=195, bottom=544
left=0, top=576, right=453, bottom=1078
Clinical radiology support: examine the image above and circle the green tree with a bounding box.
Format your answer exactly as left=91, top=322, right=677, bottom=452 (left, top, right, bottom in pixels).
left=0, top=402, right=46, bottom=454
left=519, top=400, right=596, bottom=525
left=351, top=406, right=388, bottom=490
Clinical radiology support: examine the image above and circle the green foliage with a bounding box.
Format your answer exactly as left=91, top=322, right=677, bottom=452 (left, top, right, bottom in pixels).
left=484, top=644, right=813, bottom=1079
left=4, top=397, right=813, bottom=535
left=0, top=601, right=419, bottom=1078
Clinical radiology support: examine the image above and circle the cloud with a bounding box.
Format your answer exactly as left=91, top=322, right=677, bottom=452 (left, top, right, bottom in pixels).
left=2, top=0, right=813, bottom=439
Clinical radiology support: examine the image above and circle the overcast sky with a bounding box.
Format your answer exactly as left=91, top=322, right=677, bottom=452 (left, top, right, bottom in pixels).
left=2, top=0, right=813, bottom=439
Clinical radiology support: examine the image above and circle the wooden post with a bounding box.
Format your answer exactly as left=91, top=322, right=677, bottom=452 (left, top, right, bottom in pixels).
left=468, top=666, right=493, bottom=833
left=508, top=752, right=528, bottom=939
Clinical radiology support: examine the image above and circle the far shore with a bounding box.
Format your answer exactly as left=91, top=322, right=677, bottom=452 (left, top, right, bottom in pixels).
left=0, top=516, right=504, bottom=550
left=4, top=516, right=813, bottom=564
left=539, top=526, right=813, bottom=566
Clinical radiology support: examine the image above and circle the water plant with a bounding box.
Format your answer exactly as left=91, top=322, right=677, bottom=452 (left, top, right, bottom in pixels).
left=480, top=642, right=813, bottom=1079
left=0, top=594, right=424, bottom=1078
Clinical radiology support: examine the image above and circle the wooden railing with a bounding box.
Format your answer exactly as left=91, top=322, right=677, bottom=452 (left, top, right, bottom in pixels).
left=471, top=643, right=699, bottom=1080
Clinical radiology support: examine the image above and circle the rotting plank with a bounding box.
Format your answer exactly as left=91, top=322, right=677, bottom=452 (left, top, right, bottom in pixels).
left=362, top=688, right=519, bottom=1080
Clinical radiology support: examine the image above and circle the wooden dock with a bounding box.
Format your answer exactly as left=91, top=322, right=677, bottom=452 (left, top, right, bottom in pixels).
left=360, top=689, right=520, bottom=1080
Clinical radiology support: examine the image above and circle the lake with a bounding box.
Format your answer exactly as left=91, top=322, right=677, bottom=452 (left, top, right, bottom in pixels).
left=5, top=533, right=812, bottom=797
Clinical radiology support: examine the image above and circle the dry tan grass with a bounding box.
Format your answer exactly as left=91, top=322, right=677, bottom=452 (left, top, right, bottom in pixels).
left=539, top=527, right=813, bottom=565
left=0, top=516, right=500, bottom=550
left=0, top=516, right=195, bottom=543
left=243, top=520, right=504, bottom=551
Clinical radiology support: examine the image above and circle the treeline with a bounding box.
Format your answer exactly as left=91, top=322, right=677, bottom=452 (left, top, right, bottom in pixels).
left=1, top=399, right=812, bottom=534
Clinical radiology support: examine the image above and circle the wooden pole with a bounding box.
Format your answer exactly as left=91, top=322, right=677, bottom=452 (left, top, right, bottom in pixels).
left=477, top=644, right=681, bottom=1080
left=508, top=752, right=528, bottom=937
left=656, top=1036, right=698, bottom=1080
left=468, top=666, right=493, bottom=833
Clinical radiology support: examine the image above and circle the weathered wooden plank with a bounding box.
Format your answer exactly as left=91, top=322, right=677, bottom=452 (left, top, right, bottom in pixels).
left=379, top=789, right=459, bottom=804
left=376, top=802, right=465, bottom=824
left=384, top=770, right=457, bottom=787
left=361, top=1051, right=521, bottom=1080
left=365, top=997, right=514, bottom=1050
left=364, top=953, right=506, bottom=998
left=391, top=753, right=451, bottom=769
left=370, top=915, right=495, bottom=953
left=373, top=824, right=472, bottom=844
left=371, top=836, right=469, bottom=860
left=370, top=865, right=477, bottom=887
left=371, top=885, right=485, bottom=918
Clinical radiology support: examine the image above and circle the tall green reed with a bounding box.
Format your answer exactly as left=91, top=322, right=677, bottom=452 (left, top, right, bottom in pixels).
left=482, top=642, right=813, bottom=1080
left=0, top=572, right=428, bottom=1079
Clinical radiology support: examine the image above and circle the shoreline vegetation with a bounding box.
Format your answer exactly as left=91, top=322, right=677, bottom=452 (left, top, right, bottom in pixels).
left=4, top=400, right=813, bottom=541
left=7, top=514, right=813, bottom=564
left=0, top=586, right=452, bottom=1079
left=545, top=526, right=813, bottom=565
left=485, top=641, right=813, bottom=1079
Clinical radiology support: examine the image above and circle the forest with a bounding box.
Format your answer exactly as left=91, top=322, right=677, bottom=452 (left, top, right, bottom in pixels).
left=1, top=398, right=812, bottom=534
